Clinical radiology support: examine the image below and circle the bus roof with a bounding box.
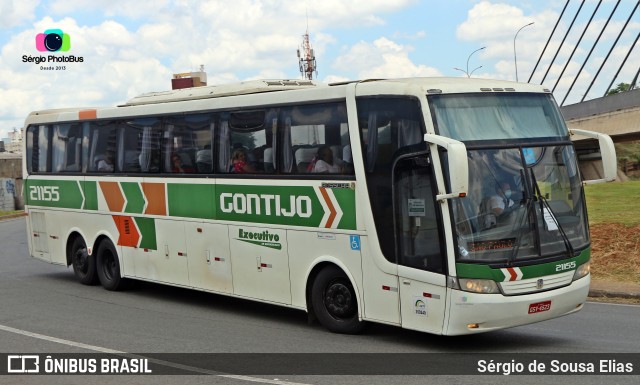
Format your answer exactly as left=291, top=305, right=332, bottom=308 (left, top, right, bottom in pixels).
left=348, top=77, right=552, bottom=95
left=122, top=77, right=551, bottom=106
left=24, top=77, right=552, bottom=125
left=123, top=79, right=321, bottom=106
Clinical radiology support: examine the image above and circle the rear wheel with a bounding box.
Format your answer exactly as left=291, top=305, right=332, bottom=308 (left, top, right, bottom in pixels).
left=96, top=239, right=127, bottom=291
left=311, top=266, right=365, bottom=334
left=70, top=236, right=97, bottom=285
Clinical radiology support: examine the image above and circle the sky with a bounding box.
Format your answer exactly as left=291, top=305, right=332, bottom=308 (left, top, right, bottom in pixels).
left=1, top=0, right=639, bottom=140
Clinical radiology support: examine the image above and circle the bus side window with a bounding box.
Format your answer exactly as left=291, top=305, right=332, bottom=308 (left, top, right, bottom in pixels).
left=219, top=109, right=275, bottom=175
left=394, top=156, right=444, bottom=273
left=27, top=125, right=51, bottom=173
left=52, top=124, right=83, bottom=173
left=119, top=118, right=161, bottom=173
left=357, top=97, right=427, bottom=264
left=162, top=113, right=213, bottom=174
left=87, top=121, right=118, bottom=173
left=281, top=102, right=351, bottom=175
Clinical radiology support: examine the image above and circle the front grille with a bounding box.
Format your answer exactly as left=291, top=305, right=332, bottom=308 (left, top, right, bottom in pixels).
left=499, top=271, right=574, bottom=295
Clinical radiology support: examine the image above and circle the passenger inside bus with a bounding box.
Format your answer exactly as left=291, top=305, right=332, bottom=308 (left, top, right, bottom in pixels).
left=171, top=153, right=194, bottom=173
left=231, top=148, right=257, bottom=173
left=196, top=144, right=212, bottom=172
left=312, top=145, right=342, bottom=173
left=96, top=150, right=115, bottom=172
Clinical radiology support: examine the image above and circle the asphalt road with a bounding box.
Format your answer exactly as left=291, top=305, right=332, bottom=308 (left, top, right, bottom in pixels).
left=1, top=217, right=639, bottom=385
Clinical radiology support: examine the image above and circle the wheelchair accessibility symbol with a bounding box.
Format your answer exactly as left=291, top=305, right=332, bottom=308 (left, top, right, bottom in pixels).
left=350, top=235, right=360, bottom=251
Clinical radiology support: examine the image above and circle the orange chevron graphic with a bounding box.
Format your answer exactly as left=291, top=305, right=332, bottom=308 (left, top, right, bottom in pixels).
left=319, top=187, right=337, bottom=228
left=142, top=182, right=166, bottom=216
left=99, top=181, right=125, bottom=212
left=112, top=215, right=140, bottom=248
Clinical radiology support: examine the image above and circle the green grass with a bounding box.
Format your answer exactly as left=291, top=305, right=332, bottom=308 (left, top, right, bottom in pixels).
left=0, top=210, right=22, bottom=217
left=615, top=141, right=640, bottom=162
left=584, top=181, right=640, bottom=226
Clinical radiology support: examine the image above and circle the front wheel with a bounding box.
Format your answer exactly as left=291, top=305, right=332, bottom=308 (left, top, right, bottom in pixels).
left=70, top=236, right=97, bottom=285
left=311, top=266, right=365, bottom=334
left=96, top=239, right=127, bottom=291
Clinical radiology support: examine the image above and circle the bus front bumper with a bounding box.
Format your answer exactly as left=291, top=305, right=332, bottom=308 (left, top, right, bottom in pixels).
left=443, top=274, right=590, bottom=335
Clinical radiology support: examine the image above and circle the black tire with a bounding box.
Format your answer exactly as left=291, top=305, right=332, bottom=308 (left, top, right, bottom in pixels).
left=96, top=239, right=127, bottom=291
left=311, top=265, right=365, bottom=334
left=70, top=236, right=98, bottom=285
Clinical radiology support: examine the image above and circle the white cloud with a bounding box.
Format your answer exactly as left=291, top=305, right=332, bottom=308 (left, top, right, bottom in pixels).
left=197, top=0, right=415, bottom=31
left=333, top=37, right=441, bottom=79
left=0, top=16, right=172, bottom=137
left=0, top=1, right=421, bottom=139
left=0, top=0, right=39, bottom=29
left=46, top=0, right=171, bottom=19
left=457, top=2, right=532, bottom=41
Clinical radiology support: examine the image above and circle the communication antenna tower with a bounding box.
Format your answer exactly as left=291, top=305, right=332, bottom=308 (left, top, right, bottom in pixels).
left=297, top=22, right=317, bottom=80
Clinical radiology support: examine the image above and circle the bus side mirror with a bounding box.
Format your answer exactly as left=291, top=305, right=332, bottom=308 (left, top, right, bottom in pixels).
left=569, top=129, right=617, bottom=184
left=424, top=134, right=468, bottom=201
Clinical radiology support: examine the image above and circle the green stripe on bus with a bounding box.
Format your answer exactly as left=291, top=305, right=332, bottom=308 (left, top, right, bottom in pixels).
left=332, top=188, right=356, bottom=230
left=454, top=263, right=498, bottom=280
left=216, top=185, right=325, bottom=228
left=26, top=179, right=357, bottom=230
left=83, top=181, right=98, bottom=210
left=167, top=183, right=216, bottom=219
left=455, top=248, right=590, bottom=280
left=121, top=182, right=145, bottom=214
left=134, top=217, right=157, bottom=250
left=25, top=179, right=83, bottom=209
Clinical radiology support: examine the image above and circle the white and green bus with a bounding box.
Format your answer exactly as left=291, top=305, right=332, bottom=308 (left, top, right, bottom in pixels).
left=23, top=78, right=616, bottom=335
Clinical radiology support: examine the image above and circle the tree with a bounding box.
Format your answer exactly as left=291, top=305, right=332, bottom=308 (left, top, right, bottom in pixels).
left=606, top=83, right=631, bottom=96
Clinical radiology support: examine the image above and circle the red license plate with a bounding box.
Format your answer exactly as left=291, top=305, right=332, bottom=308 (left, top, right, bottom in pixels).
left=528, top=300, right=552, bottom=314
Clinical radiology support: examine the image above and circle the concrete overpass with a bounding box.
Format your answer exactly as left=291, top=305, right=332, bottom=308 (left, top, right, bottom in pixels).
left=560, top=88, right=640, bottom=181
left=562, top=88, right=640, bottom=141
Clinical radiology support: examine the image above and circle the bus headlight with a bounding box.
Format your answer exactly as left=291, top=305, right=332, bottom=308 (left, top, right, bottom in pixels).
left=573, top=262, right=590, bottom=281
left=458, top=278, right=500, bottom=294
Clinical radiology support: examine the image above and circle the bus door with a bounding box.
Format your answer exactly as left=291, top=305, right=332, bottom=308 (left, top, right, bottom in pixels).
left=185, top=222, right=233, bottom=294
left=28, top=211, right=51, bottom=262
left=393, top=155, right=448, bottom=334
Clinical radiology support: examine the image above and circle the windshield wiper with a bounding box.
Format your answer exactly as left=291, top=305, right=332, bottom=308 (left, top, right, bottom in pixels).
left=507, top=169, right=534, bottom=265
left=531, top=171, right=575, bottom=257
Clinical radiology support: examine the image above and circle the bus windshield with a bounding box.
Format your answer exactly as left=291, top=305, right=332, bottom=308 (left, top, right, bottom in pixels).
left=429, top=93, right=568, bottom=141
left=452, top=145, right=588, bottom=264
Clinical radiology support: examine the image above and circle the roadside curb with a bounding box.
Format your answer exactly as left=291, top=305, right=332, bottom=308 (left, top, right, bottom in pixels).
left=588, top=289, right=640, bottom=300
left=589, top=280, right=640, bottom=300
